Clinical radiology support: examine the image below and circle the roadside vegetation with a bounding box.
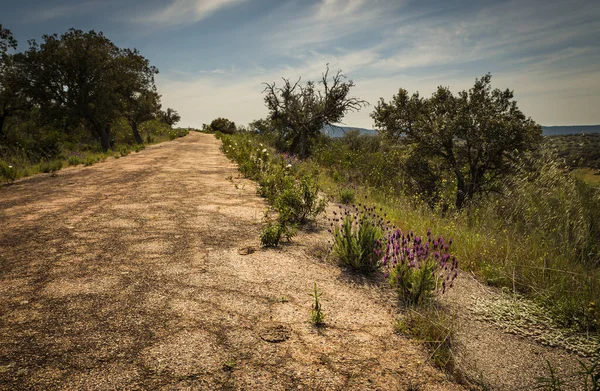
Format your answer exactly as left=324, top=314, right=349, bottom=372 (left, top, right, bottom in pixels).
left=0, top=25, right=186, bottom=183
left=213, top=66, right=600, bottom=383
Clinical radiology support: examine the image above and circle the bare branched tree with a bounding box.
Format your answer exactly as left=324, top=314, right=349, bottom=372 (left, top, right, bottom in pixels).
left=263, top=64, right=368, bottom=158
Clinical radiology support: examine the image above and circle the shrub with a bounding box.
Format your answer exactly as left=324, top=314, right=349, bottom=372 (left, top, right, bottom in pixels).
left=67, top=156, right=82, bottom=166
left=39, top=160, right=62, bottom=174
left=133, top=144, right=145, bottom=152
left=0, top=161, right=17, bottom=182
left=338, top=187, right=356, bottom=204
left=260, top=222, right=296, bottom=247
left=118, top=145, right=131, bottom=157
left=84, top=156, right=97, bottom=166
left=330, top=203, right=385, bottom=274
left=209, top=117, right=237, bottom=134
left=273, top=175, right=327, bottom=224
left=386, top=228, right=458, bottom=306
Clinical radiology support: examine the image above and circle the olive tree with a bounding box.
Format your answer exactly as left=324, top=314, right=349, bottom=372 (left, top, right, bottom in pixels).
left=21, top=29, right=160, bottom=151
left=263, top=65, right=367, bottom=158
left=371, top=74, right=542, bottom=209
left=208, top=117, right=236, bottom=134
left=160, top=108, right=180, bottom=127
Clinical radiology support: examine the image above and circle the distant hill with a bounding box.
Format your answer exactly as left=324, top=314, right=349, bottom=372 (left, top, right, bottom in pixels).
left=322, top=125, right=377, bottom=138
left=542, top=125, right=600, bottom=136
left=322, top=124, right=600, bottom=137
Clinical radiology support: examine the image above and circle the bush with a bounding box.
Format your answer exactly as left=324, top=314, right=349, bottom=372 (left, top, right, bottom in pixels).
left=338, top=187, right=356, bottom=204
left=386, top=229, right=458, bottom=306
left=67, top=156, right=82, bottom=166
left=84, top=156, right=97, bottom=166
left=39, top=160, right=62, bottom=174
left=273, top=175, right=327, bottom=224
left=330, top=204, right=385, bottom=274
left=260, top=222, right=295, bottom=247
left=0, top=161, right=17, bottom=182
left=209, top=117, right=237, bottom=134
left=118, top=145, right=131, bottom=156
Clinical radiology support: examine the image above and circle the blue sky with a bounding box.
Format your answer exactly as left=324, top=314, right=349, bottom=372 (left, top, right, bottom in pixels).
left=2, top=0, right=600, bottom=128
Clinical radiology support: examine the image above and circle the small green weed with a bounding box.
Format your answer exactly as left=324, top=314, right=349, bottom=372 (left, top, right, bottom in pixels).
left=309, top=283, right=325, bottom=326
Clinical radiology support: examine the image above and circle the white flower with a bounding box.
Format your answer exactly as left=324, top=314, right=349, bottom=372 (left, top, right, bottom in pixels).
left=8, top=165, right=13, bottom=168
left=286, top=164, right=292, bottom=168
left=262, top=148, right=267, bottom=153
left=259, top=143, right=263, bottom=147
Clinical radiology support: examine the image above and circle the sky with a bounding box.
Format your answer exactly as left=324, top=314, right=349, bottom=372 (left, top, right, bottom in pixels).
left=1, top=0, right=600, bottom=128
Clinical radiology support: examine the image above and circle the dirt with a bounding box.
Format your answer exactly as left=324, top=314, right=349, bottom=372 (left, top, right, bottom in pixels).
left=0, top=133, right=462, bottom=390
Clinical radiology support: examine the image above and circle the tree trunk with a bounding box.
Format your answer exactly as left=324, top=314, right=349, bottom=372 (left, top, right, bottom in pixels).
left=455, top=170, right=466, bottom=210
left=130, top=120, right=143, bottom=144
left=0, top=114, right=5, bottom=139
left=298, top=130, right=308, bottom=159
left=99, top=125, right=111, bottom=152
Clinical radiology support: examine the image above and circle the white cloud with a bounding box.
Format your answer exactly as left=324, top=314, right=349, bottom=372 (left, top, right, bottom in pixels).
left=137, top=0, right=247, bottom=25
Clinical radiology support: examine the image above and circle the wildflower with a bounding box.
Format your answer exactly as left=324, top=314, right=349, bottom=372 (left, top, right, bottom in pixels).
left=262, top=148, right=267, bottom=153
left=286, top=164, right=292, bottom=168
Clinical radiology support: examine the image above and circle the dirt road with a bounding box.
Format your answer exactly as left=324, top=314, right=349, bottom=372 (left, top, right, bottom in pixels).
left=0, top=133, right=460, bottom=390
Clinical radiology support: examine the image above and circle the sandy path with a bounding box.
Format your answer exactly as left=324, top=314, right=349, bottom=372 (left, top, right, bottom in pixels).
left=0, top=133, right=461, bottom=390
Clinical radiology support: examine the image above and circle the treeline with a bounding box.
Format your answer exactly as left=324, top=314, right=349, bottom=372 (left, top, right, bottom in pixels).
left=0, top=25, right=182, bottom=180
left=546, top=133, right=600, bottom=170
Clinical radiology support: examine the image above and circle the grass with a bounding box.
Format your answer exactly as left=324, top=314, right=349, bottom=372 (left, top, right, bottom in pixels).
left=395, top=306, right=456, bottom=371
left=573, top=168, right=600, bottom=187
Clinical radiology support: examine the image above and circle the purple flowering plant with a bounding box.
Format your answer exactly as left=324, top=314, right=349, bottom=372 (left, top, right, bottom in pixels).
left=328, top=198, right=458, bottom=304
left=385, top=228, right=458, bottom=306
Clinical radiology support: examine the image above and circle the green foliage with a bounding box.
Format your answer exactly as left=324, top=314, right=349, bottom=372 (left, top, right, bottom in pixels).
left=546, top=133, right=600, bottom=170
left=309, top=283, right=325, bottom=326
left=39, top=160, right=62, bottom=173
left=330, top=204, right=384, bottom=274
left=84, top=156, right=98, bottom=166
left=209, top=117, right=237, bottom=134
left=221, top=133, right=327, bottom=226
left=67, top=156, right=81, bottom=166
left=263, top=65, right=367, bottom=158
left=20, top=29, right=160, bottom=151
left=273, top=175, right=327, bottom=224
left=159, top=108, right=180, bottom=127
left=0, top=161, right=16, bottom=182
left=118, top=145, right=131, bottom=156
left=372, top=73, right=542, bottom=209
left=261, top=222, right=284, bottom=247
left=338, top=187, right=355, bottom=204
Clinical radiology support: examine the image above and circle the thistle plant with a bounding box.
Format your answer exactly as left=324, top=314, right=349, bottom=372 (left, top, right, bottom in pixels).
left=385, top=228, right=458, bottom=306
left=310, top=283, right=325, bottom=326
